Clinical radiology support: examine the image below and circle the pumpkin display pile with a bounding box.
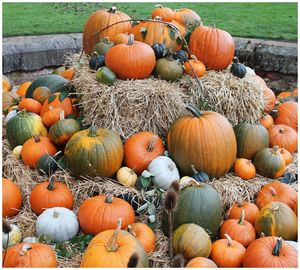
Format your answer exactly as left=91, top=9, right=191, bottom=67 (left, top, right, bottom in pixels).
left=2, top=4, right=298, bottom=268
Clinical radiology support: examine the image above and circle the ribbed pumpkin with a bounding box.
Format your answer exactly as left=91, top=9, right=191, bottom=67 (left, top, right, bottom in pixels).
left=259, top=114, right=274, bottom=129
left=279, top=148, right=293, bottom=165
left=32, top=86, right=52, bottom=104
left=253, top=146, right=286, bottom=178
left=173, top=8, right=202, bottom=29
left=167, top=105, right=237, bottom=178
left=82, top=6, right=132, bottom=55
left=255, top=202, right=297, bottom=240
left=234, top=122, right=269, bottom=160
left=6, top=110, right=48, bottom=148
left=184, top=56, right=206, bottom=78
left=2, top=75, right=13, bottom=92
left=268, top=124, right=297, bottom=153
left=42, top=107, right=64, bottom=127
left=189, top=25, right=235, bottom=70
left=18, top=98, right=42, bottom=115
left=243, top=237, right=298, bottom=268
left=130, top=19, right=182, bottom=52
left=124, top=132, right=164, bottom=175
left=263, top=86, right=277, bottom=113
left=21, top=135, right=58, bottom=169
left=228, top=200, right=259, bottom=225
left=2, top=178, right=22, bottom=218
left=256, top=182, right=297, bottom=211
left=274, top=101, right=298, bottom=131
left=2, top=91, right=21, bottom=111
left=105, top=34, right=156, bottom=80
left=81, top=219, right=149, bottom=267
left=151, top=5, right=174, bottom=22
left=16, top=81, right=31, bottom=97
left=64, top=126, right=123, bottom=178
left=234, top=158, right=256, bottom=180
left=78, top=195, right=135, bottom=235
left=186, top=257, right=217, bottom=268
left=162, top=179, right=222, bottom=240
left=29, top=178, right=74, bottom=215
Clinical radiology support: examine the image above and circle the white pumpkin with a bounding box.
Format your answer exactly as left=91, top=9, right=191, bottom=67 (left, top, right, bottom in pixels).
left=245, top=66, right=256, bottom=75
left=12, top=145, right=23, bottom=159
left=147, top=156, right=180, bottom=190
left=286, top=241, right=298, bottom=251
left=2, top=224, right=22, bottom=248
left=117, top=167, right=137, bottom=187
left=36, top=207, right=78, bottom=242
left=4, top=110, right=18, bottom=126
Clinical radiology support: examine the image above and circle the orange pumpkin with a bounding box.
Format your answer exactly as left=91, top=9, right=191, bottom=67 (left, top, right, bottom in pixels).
left=184, top=56, right=206, bottom=78
left=186, top=257, right=217, bottom=268
left=42, top=107, right=64, bottom=127
left=78, top=195, right=135, bottom=235
left=151, top=5, right=174, bottom=22
left=113, top=32, right=131, bottom=45
left=274, top=101, right=298, bottom=131
left=277, top=91, right=292, bottom=101
left=234, top=158, right=256, bottom=180
left=82, top=6, right=132, bottom=55
left=2, top=178, right=22, bottom=218
left=228, top=200, right=259, bottom=225
left=268, top=124, right=298, bottom=153
left=279, top=148, right=293, bottom=165
left=189, top=25, right=235, bottom=70
left=18, top=98, right=42, bottom=115
left=292, top=88, right=298, bottom=96
left=59, top=67, right=75, bottom=81
left=21, top=135, right=58, bottom=169
left=259, top=114, right=274, bottom=129
left=2, top=75, right=12, bottom=92
left=173, top=8, right=202, bottom=29
left=16, top=81, right=31, bottom=97
left=255, top=182, right=297, bottom=211
left=263, top=86, right=276, bottom=113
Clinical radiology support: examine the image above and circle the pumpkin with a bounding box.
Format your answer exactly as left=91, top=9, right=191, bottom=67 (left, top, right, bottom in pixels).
left=184, top=56, right=206, bottom=78
left=151, top=5, right=174, bottom=22
left=2, top=91, right=21, bottom=111
left=228, top=200, right=259, bottom=225
left=91, top=37, right=114, bottom=56
left=286, top=240, right=298, bottom=251
left=18, top=98, right=42, bottom=114
left=2, top=223, right=22, bottom=248
left=274, top=101, right=298, bottom=130
left=190, top=165, right=209, bottom=183
left=32, top=86, right=52, bottom=104
left=268, top=124, right=297, bottom=153
left=130, top=19, right=182, bottom=52
left=210, top=234, right=246, bottom=267
left=292, top=88, right=298, bottom=96
left=2, top=178, right=22, bottom=217
left=42, top=107, right=64, bottom=127
left=59, top=67, right=75, bottom=81
left=12, top=145, right=23, bottom=160
left=186, top=257, right=217, bottom=268
left=147, top=156, right=180, bottom=190
left=123, top=131, right=165, bottom=175
left=80, top=219, right=149, bottom=267
left=220, top=210, right=256, bottom=247
left=174, top=49, right=189, bottom=63
left=173, top=8, right=202, bottom=29
left=255, top=202, right=297, bottom=240
left=230, top=58, right=246, bottom=78
left=16, top=81, right=31, bottom=97
left=114, top=32, right=131, bottom=45
left=243, top=237, right=298, bottom=267
left=234, top=122, right=269, bottom=160
left=234, top=158, right=256, bottom=180
left=127, top=223, right=156, bottom=253
left=173, top=223, right=212, bottom=259
left=162, top=179, right=222, bottom=240
left=263, top=86, right=277, bottom=113
left=152, top=43, right=167, bottom=59
left=259, top=114, right=274, bottom=129
left=255, top=182, right=297, bottom=211
left=36, top=207, right=79, bottom=242
left=30, top=177, right=74, bottom=215
left=279, top=148, right=293, bottom=165
left=170, top=19, right=187, bottom=37
left=65, top=126, right=123, bottom=178
left=21, top=135, right=58, bottom=169
left=89, top=54, right=105, bottom=70
left=167, top=105, right=237, bottom=178
left=78, top=195, right=135, bottom=235
left=4, top=110, right=18, bottom=126
left=117, top=167, right=137, bottom=187
left=82, top=6, right=132, bottom=55
left=189, top=25, right=235, bottom=70
left=95, top=67, right=116, bottom=85
left=6, top=110, right=47, bottom=148
left=154, top=57, right=184, bottom=82
left=3, top=243, right=57, bottom=267
left=277, top=91, right=292, bottom=101
left=36, top=151, right=63, bottom=176
left=253, top=146, right=286, bottom=178
left=2, top=75, right=12, bottom=92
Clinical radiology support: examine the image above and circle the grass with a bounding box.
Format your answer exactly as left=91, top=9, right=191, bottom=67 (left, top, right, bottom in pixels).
left=3, top=2, right=297, bottom=40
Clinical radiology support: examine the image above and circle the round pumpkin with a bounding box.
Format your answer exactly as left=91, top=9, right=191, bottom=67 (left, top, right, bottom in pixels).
left=228, top=200, right=259, bottom=225
left=2, top=91, right=21, bottom=111
left=95, top=67, right=116, bottom=86
left=91, top=37, right=114, bottom=56
left=184, top=56, right=206, bottom=78
left=2, top=178, right=22, bottom=218
left=167, top=105, right=237, bottom=178
left=114, top=32, right=131, bottom=45
left=189, top=25, right=235, bottom=70
left=117, top=167, right=138, bottom=187
left=274, top=101, right=297, bottom=131
left=234, top=158, right=256, bottom=180
left=16, top=81, right=31, bottom=97
left=173, top=8, right=202, bottom=29
left=2, top=75, right=12, bottom=92
left=105, top=34, right=156, bottom=80
left=42, top=107, right=64, bottom=127
left=253, top=146, right=286, bottom=178
left=82, top=6, right=132, bottom=55
left=32, top=86, right=52, bottom=104
left=279, top=148, right=293, bottom=165
left=255, top=202, right=297, bottom=240
left=18, top=98, right=42, bottom=115
left=153, top=57, right=184, bottom=82
left=243, top=237, right=298, bottom=267
left=263, top=86, right=277, bottom=113
left=277, top=91, right=292, bottom=101
left=256, top=182, right=297, bottom=211
left=78, top=195, right=135, bottom=235
left=37, top=151, right=63, bottom=176
left=259, top=114, right=274, bottom=129
left=64, top=126, right=123, bottom=178
left=123, top=131, right=165, bottom=175
left=186, top=257, right=217, bottom=268
left=151, top=5, right=174, bottom=22
left=230, top=57, right=247, bottom=78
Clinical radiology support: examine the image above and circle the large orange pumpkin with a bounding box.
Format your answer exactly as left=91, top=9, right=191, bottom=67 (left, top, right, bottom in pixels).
left=186, top=257, right=217, bottom=268
left=274, top=101, right=298, bottom=131
left=82, top=6, right=132, bottom=55
left=263, top=86, right=277, bottom=113
left=189, top=25, right=235, bottom=70
left=167, top=105, right=237, bottom=177
left=2, top=178, right=23, bottom=218
left=228, top=200, right=259, bottom=225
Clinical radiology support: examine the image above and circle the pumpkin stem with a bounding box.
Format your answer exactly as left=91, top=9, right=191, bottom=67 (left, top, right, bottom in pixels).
left=105, top=194, right=113, bottom=203
left=108, top=6, right=117, bottom=13
left=272, top=238, right=283, bottom=256
left=279, top=128, right=285, bottom=134
left=233, top=57, right=239, bottom=64
left=224, top=233, right=233, bottom=246
left=49, top=106, right=54, bottom=111
left=271, top=145, right=279, bottom=154
left=53, top=210, right=60, bottom=219
left=19, top=244, right=32, bottom=256
left=59, top=110, right=65, bottom=120
left=147, top=135, right=158, bottom=152
left=191, top=164, right=199, bottom=175
left=154, top=15, right=162, bottom=21
left=269, top=187, right=277, bottom=196
left=127, top=34, right=135, bottom=46
left=127, top=225, right=137, bottom=237
left=155, top=4, right=163, bottom=8
left=186, top=104, right=203, bottom=118
left=260, top=232, right=265, bottom=237
left=179, top=178, right=202, bottom=189
left=47, top=176, right=56, bottom=191
left=53, top=150, right=62, bottom=158
left=88, top=126, right=98, bottom=137
left=271, top=202, right=279, bottom=211
left=32, top=134, right=40, bottom=143
left=105, top=218, right=122, bottom=252
left=236, top=198, right=243, bottom=207
left=238, top=209, right=245, bottom=225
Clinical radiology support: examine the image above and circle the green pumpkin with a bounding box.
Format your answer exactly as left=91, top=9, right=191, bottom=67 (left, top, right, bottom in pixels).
left=49, top=118, right=81, bottom=145
left=91, top=38, right=114, bottom=56
left=153, top=58, right=183, bottom=82
left=64, top=126, right=124, bottom=179
left=95, top=67, right=116, bottom=86
left=234, top=122, right=269, bottom=160
left=37, top=151, right=63, bottom=176
left=162, top=179, right=222, bottom=240
left=6, top=110, right=48, bottom=148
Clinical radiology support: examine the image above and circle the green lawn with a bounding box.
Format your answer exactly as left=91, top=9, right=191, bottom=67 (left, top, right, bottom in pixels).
left=3, top=2, right=297, bottom=40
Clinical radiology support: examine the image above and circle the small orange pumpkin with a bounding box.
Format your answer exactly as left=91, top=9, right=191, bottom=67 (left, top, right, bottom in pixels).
left=59, top=67, right=75, bottom=81
left=32, top=86, right=52, bottom=104
left=186, top=257, right=217, bottom=268
left=16, top=82, right=31, bottom=97
left=277, top=91, right=292, bottom=101
left=278, top=148, right=293, bottom=165
left=18, top=98, right=42, bottom=115
left=2, top=75, right=12, bottom=92
left=228, top=200, right=259, bottom=225
left=234, top=158, right=256, bottom=180
left=274, top=101, right=297, bottom=131
left=42, top=107, right=64, bottom=127
left=184, top=56, right=206, bottom=78
left=259, top=114, right=274, bottom=129
left=113, top=32, right=131, bottom=45
left=263, top=86, right=276, bottom=113
left=292, top=88, right=298, bottom=96
left=151, top=5, right=174, bottom=22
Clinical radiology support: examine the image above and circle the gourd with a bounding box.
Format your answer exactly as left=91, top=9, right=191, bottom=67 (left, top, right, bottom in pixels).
left=89, top=54, right=105, bottom=70
left=153, top=57, right=184, bottom=82
left=12, top=145, right=23, bottom=160
left=36, top=151, right=63, bottom=176
left=2, top=91, right=21, bottom=111
left=259, top=114, right=274, bottom=129
left=91, top=37, right=114, bottom=56
left=32, top=86, right=52, bottom=104
left=184, top=56, right=206, bottom=78
left=152, top=43, right=167, bottom=59
left=190, top=165, right=209, bottom=183
left=230, top=57, right=247, bottom=78
left=173, top=8, right=202, bottom=30
left=95, top=67, right=116, bottom=86
left=2, top=223, right=22, bottom=248
left=117, top=167, right=138, bottom=187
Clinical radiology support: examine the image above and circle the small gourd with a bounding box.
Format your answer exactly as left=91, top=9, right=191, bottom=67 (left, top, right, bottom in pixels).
left=153, top=58, right=184, bottom=82
left=2, top=223, right=22, bottom=248
left=89, top=54, right=105, bottom=70
left=230, top=57, right=247, bottom=78
left=95, top=67, right=116, bottom=86
left=191, top=165, right=209, bottom=183
left=12, top=145, right=23, bottom=160
left=116, top=167, right=138, bottom=187
left=91, top=38, right=114, bottom=56
left=174, top=50, right=188, bottom=63
left=152, top=43, right=167, bottom=59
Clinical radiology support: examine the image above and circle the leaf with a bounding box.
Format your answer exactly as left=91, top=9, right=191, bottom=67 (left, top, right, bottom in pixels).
left=176, top=36, right=183, bottom=45
left=141, top=170, right=154, bottom=178
left=47, top=95, right=56, bottom=104
left=147, top=203, right=156, bottom=215
left=140, top=27, right=148, bottom=39
left=169, top=28, right=177, bottom=40
left=59, top=93, right=67, bottom=102
left=140, top=176, right=151, bottom=188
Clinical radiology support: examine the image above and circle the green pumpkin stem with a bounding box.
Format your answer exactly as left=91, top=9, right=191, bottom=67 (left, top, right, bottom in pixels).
left=108, top=6, right=117, bottom=13
left=105, top=218, right=122, bottom=252
left=47, top=177, right=56, bottom=191
left=272, top=238, right=283, bottom=256
left=88, top=126, right=98, bottom=137
left=238, top=209, right=245, bottom=225
left=105, top=194, right=113, bottom=203
left=147, top=136, right=158, bottom=152
left=127, top=34, right=135, bottom=46
left=191, top=164, right=199, bottom=175
left=19, top=244, right=32, bottom=256
left=32, top=134, right=40, bottom=143
left=186, top=105, right=203, bottom=118
left=53, top=210, right=60, bottom=219
left=224, top=233, right=233, bottom=246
